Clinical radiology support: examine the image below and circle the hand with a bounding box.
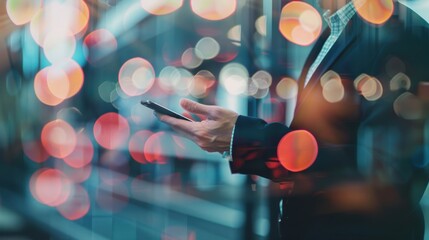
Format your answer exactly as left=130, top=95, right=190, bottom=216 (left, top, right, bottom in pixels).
left=156, top=98, right=238, bottom=153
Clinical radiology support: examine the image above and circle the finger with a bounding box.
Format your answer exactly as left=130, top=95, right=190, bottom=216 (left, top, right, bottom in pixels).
left=182, top=112, right=207, bottom=121
left=182, top=112, right=194, bottom=121
left=195, top=113, right=207, bottom=121
left=170, top=125, right=194, bottom=140
left=156, top=113, right=195, bottom=135
left=180, top=98, right=213, bottom=116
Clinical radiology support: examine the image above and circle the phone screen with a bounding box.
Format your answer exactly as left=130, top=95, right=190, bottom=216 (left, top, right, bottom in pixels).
left=141, top=100, right=193, bottom=122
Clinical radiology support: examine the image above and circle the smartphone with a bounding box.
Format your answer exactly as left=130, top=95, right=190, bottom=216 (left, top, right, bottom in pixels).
left=141, top=100, right=193, bottom=122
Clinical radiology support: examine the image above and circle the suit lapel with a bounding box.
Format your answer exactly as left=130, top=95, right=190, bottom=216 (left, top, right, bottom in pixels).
left=297, top=28, right=331, bottom=93
left=297, top=16, right=360, bottom=106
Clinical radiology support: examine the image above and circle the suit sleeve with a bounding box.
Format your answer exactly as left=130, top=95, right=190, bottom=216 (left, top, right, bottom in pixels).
left=229, top=115, right=290, bottom=181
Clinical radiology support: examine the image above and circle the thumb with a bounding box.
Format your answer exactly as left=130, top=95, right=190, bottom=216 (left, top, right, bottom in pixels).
left=180, top=98, right=213, bottom=116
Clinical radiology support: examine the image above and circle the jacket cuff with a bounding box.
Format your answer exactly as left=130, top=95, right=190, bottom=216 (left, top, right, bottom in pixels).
left=229, top=115, right=290, bottom=181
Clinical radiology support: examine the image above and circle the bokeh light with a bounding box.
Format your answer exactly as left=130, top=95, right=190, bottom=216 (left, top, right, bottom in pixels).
left=159, top=68, right=193, bottom=96
left=57, top=60, right=85, bottom=99
left=162, top=40, right=193, bottom=66
left=321, top=71, right=344, bottom=103
left=219, top=63, right=249, bottom=95
left=23, top=140, right=49, bottom=163
left=34, top=66, right=66, bottom=106
left=390, top=72, right=411, bottom=91
left=393, top=92, right=423, bottom=120
left=98, top=81, right=116, bottom=103
left=246, top=70, right=272, bottom=99
left=144, top=131, right=173, bottom=164
left=57, top=161, right=92, bottom=183
left=418, top=82, right=429, bottom=102
left=159, top=66, right=181, bottom=93
left=181, top=48, right=203, bottom=69
left=354, top=74, right=383, bottom=101
left=57, top=184, right=90, bottom=220
left=43, top=30, right=76, bottom=64
left=84, top=29, right=118, bottom=64
left=228, top=25, right=241, bottom=46
left=277, top=130, right=318, bottom=172
left=190, top=0, right=237, bottom=21
left=251, top=88, right=269, bottom=99
left=141, top=0, right=183, bottom=15
left=251, top=70, right=272, bottom=90
left=354, top=0, right=394, bottom=25
left=118, top=58, right=155, bottom=96
left=41, top=120, right=77, bottom=158
left=255, top=15, right=267, bottom=36
left=34, top=60, right=84, bottom=106
left=279, top=1, right=322, bottom=46
left=189, top=70, right=216, bottom=98
left=63, top=131, right=93, bottom=168
left=93, top=112, right=130, bottom=150
left=30, top=0, right=90, bottom=46
left=30, top=168, right=72, bottom=207
left=276, top=77, right=298, bottom=100
left=6, top=0, right=42, bottom=25
left=320, top=71, right=339, bottom=87
left=195, top=37, right=220, bottom=60
left=173, top=68, right=193, bottom=96
left=46, top=66, right=70, bottom=100
left=57, top=107, right=85, bottom=132
left=213, top=38, right=239, bottom=62
left=322, top=79, right=344, bottom=103
left=247, top=78, right=259, bottom=96
left=129, top=130, right=154, bottom=164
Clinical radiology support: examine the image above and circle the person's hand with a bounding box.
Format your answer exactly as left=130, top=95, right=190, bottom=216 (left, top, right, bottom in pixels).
left=156, top=98, right=238, bottom=153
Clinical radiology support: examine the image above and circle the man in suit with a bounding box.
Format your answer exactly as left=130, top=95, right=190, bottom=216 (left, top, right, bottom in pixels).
left=157, top=0, right=429, bottom=239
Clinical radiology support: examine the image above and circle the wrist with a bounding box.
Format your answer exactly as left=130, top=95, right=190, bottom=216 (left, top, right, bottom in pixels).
left=222, top=123, right=236, bottom=161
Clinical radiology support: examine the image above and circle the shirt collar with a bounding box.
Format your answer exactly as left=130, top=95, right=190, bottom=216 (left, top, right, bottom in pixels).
left=323, top=1, right=356, bottom=34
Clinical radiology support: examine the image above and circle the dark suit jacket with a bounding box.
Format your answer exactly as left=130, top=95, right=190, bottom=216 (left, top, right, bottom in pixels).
left=229, top=4, right=429, bottom=240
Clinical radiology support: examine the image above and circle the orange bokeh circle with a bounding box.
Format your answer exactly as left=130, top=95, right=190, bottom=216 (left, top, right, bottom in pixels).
left=277, top=130, right=318, bottom=172
left=141, top=0, right=183, bottom=15
left=279, top=1, right=322, bottom=46
left=354, top=0, right=394, bottom=25
left=190, top=0, right=237, bottom=21
left=34, top=66, right=65, bottom=106
left=54, top=60, right=85, bottom=99
left=34, top=60, right=84, bottom=106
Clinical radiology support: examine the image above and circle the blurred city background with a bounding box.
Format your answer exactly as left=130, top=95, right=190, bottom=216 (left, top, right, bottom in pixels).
left=0, top=0, right=428, bottom=239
